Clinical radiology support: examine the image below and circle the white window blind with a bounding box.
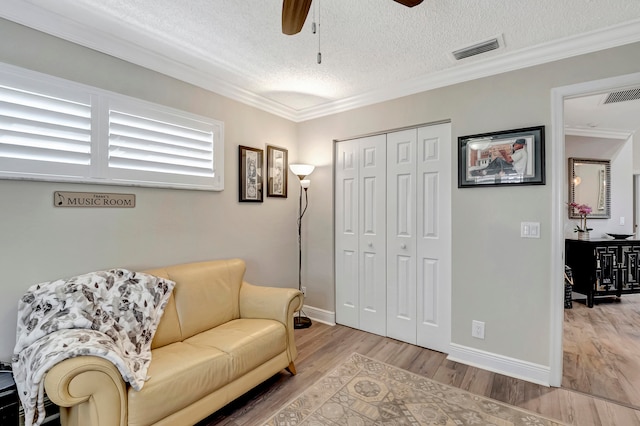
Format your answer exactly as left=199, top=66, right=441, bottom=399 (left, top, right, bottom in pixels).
left=106, top=102, right=222, bottom=190
left=109, top=110, right=214, bottom=176
left=0, top=83, right=93, bottom=178
left=0, top=63, right=224, bottom=191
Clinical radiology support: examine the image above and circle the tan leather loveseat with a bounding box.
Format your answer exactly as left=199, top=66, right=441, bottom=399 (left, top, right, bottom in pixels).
left=43, top=258, right=303, bottom=426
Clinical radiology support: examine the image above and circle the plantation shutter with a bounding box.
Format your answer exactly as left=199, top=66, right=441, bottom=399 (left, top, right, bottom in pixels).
left=0, top=63, right=224, bottom=191
left=107, top=106, right=218, bottom=189
left=108, top=110, right=214, bottom=176
left=0, top=84, right=93, bottom=178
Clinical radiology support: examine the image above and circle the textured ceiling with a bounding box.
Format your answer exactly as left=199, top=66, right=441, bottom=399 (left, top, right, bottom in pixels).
left=2, top=0, right=640, bottom=122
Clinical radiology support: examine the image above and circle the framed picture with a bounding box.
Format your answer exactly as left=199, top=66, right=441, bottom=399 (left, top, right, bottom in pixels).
left=239, top=145, right=263, bottom=202
left=266, top=145, right=288, bottom=198
left=458, top=126, right=545, bottom=188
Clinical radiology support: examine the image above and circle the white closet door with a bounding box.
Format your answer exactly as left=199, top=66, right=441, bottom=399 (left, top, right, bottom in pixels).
left=358, top=135, right=386, bottom=335
left=386, top=129, right=418, bottom=344
left=416, top=123, right=452, bottom=353
left=335, top=139, right=360, bottom=328
left=336, top=124, right=451, bottom=352
left=335, top=135, right=386, bottom=334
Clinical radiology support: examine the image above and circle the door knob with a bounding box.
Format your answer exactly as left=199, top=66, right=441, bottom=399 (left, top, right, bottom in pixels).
left=368, top=242, right=373, bottom=248
left=400, top=244, right=407, bottom=250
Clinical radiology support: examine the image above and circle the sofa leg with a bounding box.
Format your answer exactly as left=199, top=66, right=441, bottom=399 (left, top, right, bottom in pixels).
left=286, top=362, right=297, bottom=375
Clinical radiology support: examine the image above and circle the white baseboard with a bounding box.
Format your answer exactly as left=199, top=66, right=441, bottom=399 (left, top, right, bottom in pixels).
left=447, top=343, right=551, bottom=387
left=294, top=312, right=549, bottom=387
left=300, top=304, right=336, bottom=326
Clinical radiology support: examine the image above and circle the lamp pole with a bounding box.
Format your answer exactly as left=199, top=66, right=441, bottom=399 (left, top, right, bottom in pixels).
left=298, top=184, right=303, bottom=294
left=295, top=179, right=311, bottom=329
left=289, top=164, right=314, bottom=329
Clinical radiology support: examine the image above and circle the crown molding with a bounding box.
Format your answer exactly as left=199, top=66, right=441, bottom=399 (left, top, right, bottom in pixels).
left=1, top=2, right=639, bottom=123
left=297, top=19, right=640, bottom=121
left=564, top=126, right=634, bottom=140
left=0, top=0, right=301, bottom=121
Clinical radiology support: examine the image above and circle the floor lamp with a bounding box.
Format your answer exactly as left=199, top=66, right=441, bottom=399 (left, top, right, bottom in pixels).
left=290, top=163, right=315, bottom=329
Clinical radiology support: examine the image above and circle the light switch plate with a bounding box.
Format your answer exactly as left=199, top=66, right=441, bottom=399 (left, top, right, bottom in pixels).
left=521, top=222, right=541, bottom=238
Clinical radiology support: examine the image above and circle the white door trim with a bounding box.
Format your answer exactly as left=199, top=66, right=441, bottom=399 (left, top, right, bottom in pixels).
left=549, top=71, right=640, bottom=387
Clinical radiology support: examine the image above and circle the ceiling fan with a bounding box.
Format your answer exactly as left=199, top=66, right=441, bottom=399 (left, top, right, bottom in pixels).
left=282, top=0, right=424, bottom=35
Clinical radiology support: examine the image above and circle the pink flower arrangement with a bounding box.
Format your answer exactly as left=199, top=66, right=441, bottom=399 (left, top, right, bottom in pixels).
left=568, top=202, right=593, bottom=233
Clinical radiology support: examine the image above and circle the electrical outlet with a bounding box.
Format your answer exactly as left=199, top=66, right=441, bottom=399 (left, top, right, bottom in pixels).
left=301, top=286, right=307, bottom=296
left=472, top=320, right=485, bottom=339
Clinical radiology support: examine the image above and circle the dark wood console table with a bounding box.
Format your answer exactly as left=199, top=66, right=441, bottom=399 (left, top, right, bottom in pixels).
left=565, top=238, right=640, bottom=307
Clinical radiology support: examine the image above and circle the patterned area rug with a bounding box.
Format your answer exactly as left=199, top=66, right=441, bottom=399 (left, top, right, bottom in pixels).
left=264, top=353, right=567, bottom=425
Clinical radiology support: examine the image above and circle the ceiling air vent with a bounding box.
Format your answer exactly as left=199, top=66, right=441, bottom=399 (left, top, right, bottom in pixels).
left=451, top=35, right=504, bottom=61
left=603, top=88, right=640, bottom=104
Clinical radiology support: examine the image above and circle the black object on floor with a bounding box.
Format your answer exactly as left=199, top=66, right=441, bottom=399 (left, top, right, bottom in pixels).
left=0, top=371, right=19, bottom=426
left=294, top=315, right=312, bottom=329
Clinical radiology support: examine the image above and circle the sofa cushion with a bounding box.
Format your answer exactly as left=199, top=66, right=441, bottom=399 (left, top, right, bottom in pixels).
left=127, top=342, right=230, bottom=426
left=146, top=258, right=246, bottom=346
left=144, top=267, right=182, bottom=350
left=184, top=319, right=286, bottom=380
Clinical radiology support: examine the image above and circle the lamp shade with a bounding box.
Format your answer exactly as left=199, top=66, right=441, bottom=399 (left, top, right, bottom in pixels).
left=289, top=164, right=315, bottom=179
left=300, top=179, right=311, bottom=189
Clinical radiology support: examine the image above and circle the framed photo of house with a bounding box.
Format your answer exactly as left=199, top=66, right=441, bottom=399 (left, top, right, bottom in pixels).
left=266, top=145, right=288, bottom=198
left=458, top=126, right=545, bottom=188
left=239, top=145, right=263, bottom=202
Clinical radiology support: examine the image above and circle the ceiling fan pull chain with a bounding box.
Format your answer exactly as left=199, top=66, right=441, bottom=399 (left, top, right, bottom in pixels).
left=317, top=0, right=322, bottom=64
left=311, top=0, right=316, bottom=34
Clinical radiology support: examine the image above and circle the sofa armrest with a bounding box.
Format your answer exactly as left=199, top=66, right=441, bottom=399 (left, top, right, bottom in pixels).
left=44, top=356, right=127, bottom=426
left=239, top=282, right=303, bottom=324
left=239, top=282, right=303, bottom=365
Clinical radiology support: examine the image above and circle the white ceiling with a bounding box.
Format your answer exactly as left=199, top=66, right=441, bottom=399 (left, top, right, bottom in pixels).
left=565, top=91, right=640, bottom=139
left=2, top=0, right=640, bottom=124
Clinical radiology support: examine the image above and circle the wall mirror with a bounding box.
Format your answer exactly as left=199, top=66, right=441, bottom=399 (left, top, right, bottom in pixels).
left=568, top=157, right=611, bottom=219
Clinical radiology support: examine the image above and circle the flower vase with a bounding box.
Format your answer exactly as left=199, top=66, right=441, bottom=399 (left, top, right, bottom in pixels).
left=578, top=231, right=590, bottom=241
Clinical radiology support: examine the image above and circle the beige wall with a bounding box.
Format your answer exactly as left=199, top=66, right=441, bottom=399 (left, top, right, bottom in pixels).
left=0, top=19, right=300, bottom=360
left=2, top=16, right=640, bottom=371
left=298, top=42, right=640, bottom=366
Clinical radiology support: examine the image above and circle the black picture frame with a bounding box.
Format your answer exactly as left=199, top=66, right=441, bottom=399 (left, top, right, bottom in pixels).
left=458, top=126, right=545, bottom=188
left=239, top=145, right=263, bottom=202
left=266, top=145, right=288, bottom=198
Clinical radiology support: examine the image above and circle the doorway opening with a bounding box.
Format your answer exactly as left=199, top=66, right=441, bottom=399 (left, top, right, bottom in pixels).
left=550, top=72, right=640, bottom=402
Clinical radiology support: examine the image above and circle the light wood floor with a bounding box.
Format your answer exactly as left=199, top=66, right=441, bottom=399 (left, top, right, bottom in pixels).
left=563, top=293, right=640, bottom=410
left=198, top=318, right=640, bottom=426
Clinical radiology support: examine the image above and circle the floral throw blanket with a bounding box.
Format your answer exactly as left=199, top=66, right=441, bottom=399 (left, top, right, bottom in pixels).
left=12, top=269, right=175, bottom=426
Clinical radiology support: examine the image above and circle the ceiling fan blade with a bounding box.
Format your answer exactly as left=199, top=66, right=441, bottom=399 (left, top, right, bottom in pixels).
left=282, top=0, right=313, bottom=35
left=393, top=0, right=424, bottom=7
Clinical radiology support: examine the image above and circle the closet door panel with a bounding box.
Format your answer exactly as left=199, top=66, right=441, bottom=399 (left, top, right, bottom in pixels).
left=396, top=174, right=413, bottom=235
left=336, top=124, right=451, bottom=353
left=416, top=123, right=452, bottom=352
left=422, top=172, right=439, bottom=237
left=358, top=135, right=386, bottom=335
left=418, top=172, right=440, bottom=327
left=386, top=129, right=417, bottom=344
left=335, top=140, right=360, bottom=328
left=420, top=258, right=439, bottom=323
